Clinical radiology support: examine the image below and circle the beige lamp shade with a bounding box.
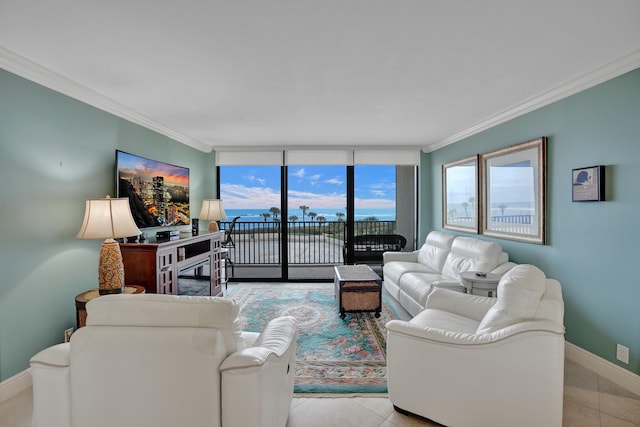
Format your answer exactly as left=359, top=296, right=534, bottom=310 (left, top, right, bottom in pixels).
left=77, top=196, right=141, bottom=295
left=77, top=197, right=142, bottom=240
left=199, top=199, right=227, bottom=232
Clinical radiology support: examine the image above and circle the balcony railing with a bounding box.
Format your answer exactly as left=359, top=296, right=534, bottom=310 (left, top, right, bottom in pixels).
left=447, top=215, right=535, bottom=235
left=220, top=220, right=397, bottom=265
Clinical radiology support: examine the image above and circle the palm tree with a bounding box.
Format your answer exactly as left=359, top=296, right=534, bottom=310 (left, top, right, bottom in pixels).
left=269, top=207, right=280, bottom=220
left=299, top=205, right=309, bottom=221
left=261, top=212, right=271, bottom=222
left=499, top=204, right=507, bottom=216
left=335, top=212, right=345, bottom=222
left=462, top=202, right=469, bottom=217
left=308, top=212, right=317, bottom=221
left=317, top=215, right=326, bottom=233
left=288, top=215, right=298, bottom=222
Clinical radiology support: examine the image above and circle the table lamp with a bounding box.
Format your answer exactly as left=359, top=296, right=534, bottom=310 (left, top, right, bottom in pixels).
left=199, top=199, right=227, bottom=232
left=76, top=196, right=141, bottom=295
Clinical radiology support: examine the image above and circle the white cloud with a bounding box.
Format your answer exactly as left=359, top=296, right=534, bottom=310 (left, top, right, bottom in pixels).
left=222, top=183, right=395, bottom=210
left=309, top=174, right=321, bottom=185
left=221, top=183, right=281, bottom=208
left=292, top=168, right=305, bottom=178
left=355, top=197, right=395, bottom=209
left=325, top=177, right=344, bottom=185
left=369, top=182, right=395, bottom=190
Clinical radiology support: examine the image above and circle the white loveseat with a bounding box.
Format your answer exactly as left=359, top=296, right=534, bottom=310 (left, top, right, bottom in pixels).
left=30, top=294, right=297, bottom=427
left=383, top=231, right=516, bottom=316
left=386, top=264, right=566, bottom=427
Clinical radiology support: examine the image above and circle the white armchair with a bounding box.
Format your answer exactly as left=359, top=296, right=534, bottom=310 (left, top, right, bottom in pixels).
left=30, top=294, right=297, bottom=427
left=386, top=264, right=565, bottom=427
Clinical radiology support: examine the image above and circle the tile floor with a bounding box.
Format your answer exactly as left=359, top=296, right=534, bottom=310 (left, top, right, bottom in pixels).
left=1, top=359, right=638, bottom=427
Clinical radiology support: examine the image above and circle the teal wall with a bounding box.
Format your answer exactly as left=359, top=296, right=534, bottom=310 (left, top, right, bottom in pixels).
left=1, top=65, right=638, bottom=382
left=0, top=70, right=216, bottom=381
left=421, top=68, right=640, bottom=375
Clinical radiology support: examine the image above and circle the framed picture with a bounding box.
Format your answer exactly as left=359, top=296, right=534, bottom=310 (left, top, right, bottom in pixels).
left=481, top=137, right=547, bottom=244
left=572, top=165, right=605, bottom=202
left=442, top=155, right=479, bottom=233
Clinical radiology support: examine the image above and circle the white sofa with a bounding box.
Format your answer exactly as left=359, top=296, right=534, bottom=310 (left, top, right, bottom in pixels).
left=383, top=231, right=516, bottom=316
left=386, top=264, right=566, bottom=427
left=30, top=294, right=297, bottom=427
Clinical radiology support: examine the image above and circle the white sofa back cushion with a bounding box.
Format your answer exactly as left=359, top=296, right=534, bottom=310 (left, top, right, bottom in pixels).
left=441, top=236, right=502, bottom=279
left=416, top=231, right=455, bottom=272
left=477, top=264, right=547, bottom=333
left=86, top=294, right=244, bottom=352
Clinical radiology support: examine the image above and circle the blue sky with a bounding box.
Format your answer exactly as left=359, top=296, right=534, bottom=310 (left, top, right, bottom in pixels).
left=220, top=165, right=396, bottom=209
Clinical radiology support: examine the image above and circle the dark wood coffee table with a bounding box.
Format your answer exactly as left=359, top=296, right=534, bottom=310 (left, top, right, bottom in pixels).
left=334, top=265, right=382, bottom=319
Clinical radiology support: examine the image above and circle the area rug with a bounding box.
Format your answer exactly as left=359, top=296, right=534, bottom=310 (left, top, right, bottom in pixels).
left=226, top=283, right=399, bottom=393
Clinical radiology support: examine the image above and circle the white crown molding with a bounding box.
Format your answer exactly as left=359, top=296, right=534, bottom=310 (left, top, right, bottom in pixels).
left=423, top=48, right=640, bottom=153
left=3, top=46, right=639, bottom=156
left=0, top=47, right=212, bottom=153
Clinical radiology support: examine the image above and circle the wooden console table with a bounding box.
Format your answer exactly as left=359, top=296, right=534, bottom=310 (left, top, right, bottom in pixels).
left=120, top=231, right=224, bottom=296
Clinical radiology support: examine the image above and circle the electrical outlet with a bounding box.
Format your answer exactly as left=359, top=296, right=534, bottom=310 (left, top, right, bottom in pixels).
left=64, top=328, right=74, bottom=343
left=616, top=344, right=629, bottom=364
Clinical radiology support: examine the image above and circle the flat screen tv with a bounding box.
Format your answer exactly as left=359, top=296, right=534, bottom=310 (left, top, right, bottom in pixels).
left=116, top=150, right=190, bottom=229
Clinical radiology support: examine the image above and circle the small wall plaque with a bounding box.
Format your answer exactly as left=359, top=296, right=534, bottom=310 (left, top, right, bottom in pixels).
left=572, top=165, right=605, bottom=202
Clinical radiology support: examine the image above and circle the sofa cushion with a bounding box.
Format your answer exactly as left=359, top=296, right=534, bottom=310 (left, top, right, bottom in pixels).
left=384, top=261, right=436, bottom=286
left=416, top=231, right=455, bottom=272
left=399, top=272, right=445, bottom=308
left=441, top=237, right=502, bottom=280
left=86, top=294, right=244, bottom=351
left=477, top=264, right=546, bottom=333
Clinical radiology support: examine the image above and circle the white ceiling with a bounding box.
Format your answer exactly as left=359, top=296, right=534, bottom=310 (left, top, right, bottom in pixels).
left=1, top=0, right=640, bottom=153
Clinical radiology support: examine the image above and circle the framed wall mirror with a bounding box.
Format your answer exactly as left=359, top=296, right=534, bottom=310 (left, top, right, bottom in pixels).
left=442, top=155, right=479, bottom=233
left=481, top=137, right=547, bottom=244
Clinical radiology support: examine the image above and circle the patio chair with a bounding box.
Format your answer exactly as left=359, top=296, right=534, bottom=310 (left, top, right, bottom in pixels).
left=223, top=216, right=240, bottom=248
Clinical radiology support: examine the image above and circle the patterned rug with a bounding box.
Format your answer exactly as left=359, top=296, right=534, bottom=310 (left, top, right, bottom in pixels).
left=226, top=283, right=399, bottom=393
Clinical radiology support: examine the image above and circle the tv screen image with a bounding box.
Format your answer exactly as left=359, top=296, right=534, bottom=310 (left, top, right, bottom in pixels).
left=116, top=150, right=190, bottom=228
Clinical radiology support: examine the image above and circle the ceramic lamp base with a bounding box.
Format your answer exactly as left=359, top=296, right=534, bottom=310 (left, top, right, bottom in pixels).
left=98, top=239, right=125, bottom=295
left=208, top=222, right=219, bottom=233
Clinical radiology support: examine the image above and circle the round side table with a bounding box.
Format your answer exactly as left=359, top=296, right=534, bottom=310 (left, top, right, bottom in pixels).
left=75, top=285, right=146, bottom=328
left=459, top=271, right=501, bottom=297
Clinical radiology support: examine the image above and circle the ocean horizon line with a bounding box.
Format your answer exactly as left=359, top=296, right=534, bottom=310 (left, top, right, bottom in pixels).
left=222, top=207, right=396, bottom=221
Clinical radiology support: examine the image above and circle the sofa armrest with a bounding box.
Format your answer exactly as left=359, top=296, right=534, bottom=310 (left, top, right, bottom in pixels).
left=30, top=343, right=71, bottom=427
left=220, top=316, right=297, bottom=371
left=489, top=261, right=517, bottom=276
left=425, top=288, right=496, bottom=322
left=383, top=250, right=419, bottom=264
left=221, top=316, right=297, bottom=427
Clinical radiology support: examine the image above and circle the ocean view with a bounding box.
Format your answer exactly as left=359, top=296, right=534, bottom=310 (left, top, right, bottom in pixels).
left=224, top=208, right=396, bottom=223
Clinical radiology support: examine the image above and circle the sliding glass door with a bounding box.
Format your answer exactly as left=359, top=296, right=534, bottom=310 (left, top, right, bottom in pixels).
left=219, top=165, right=283, bottom=279
left=218, top=159, right=416, bottom=281
left=286, top=165, right=347, bottom=280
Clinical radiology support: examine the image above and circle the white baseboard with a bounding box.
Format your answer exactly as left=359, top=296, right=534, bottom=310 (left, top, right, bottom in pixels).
left=566, top=341, right=640, bottom=396
left=0, top=368, right=32, bottom=403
